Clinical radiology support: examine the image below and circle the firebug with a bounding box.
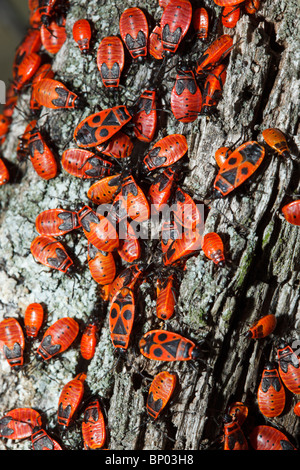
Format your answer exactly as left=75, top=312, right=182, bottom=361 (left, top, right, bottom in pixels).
left=262, top=128, right=290, bottom=158
left=73, top=105, right=132, bottom=148
left=73, top=19, right=92, bottom=55
left=109, top=287, right=135, bottom=350
left=82, top=398, right=106, bottom=450
left=277, top=342, right=300, bottom=395
left=24, top=303, right=44, bottom=339
left=201, top=232, right=225, bottom=267
left=147, top=371, right=177, bottom=420
left=160, top=0, right=192, bottom=56
left=119, top=7, right=148, bottom=61
left=57, top=373, right=86, bottom=429
left=257, top=362, right=285, bottom=418
left=170, top=68, right=202, bottom=123
left=0, top=318, right=25, bottom=370
left=249, top=425, right=297, bottom=450
left=30, top=235, right=73, bottom=273
left=213, top=141, right=265, bottom=198
left=245, top=314, right=277, bottom=339
left=97, top=36, right=125, bottom=87
left=36, top=317, right=79, bottom=361
left=61, top=148, right=113, bottom=179
left=143, top=134, right=188, bottom=171
left=35, top=208, right=80, bottom=237
left=139, top=329, right=202, bottom=361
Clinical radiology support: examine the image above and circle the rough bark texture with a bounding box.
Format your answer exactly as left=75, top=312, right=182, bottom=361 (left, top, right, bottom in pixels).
left=0, top=0, right=299, bottom=451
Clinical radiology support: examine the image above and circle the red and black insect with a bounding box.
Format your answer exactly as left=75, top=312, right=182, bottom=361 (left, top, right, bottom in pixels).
left=30, top=63, right=55, bottom=111
left=61, top=148, right=113, bottom=179
left=173, top=186, right=203, bottom=230
left=31, top=426, right=62, bottom=450
left=249, top=425, right=297, bottom=450
left=36, top=317, right=79, bottom=361
left=109, top=287, right=135, bottom=350
left=27, top=128, right=58, bottom=180
left=156, top=273, right=178, bottom=320
left=110, top=174, right=150, bottom=223
left=213, top=140, right=265, bottom=198
left=222, top=6, right=241, bottom=28
left=146, top=371, right=177, bottom=420
left=12, top=28, right=41, bottom=81
left=31, top=235, right=73, bottom=273
left=132, top=88, right=157, bottom=142
left=143, top=134, right=188, bottom=171
left=201, top=63, right=227, bottom=115
left=74, top=105, right=132, bottom=148
left=82, top=398, right=106, bottom=450
left=40, top=16, right=67, bottom=55
left=77, top=205, right=119, bottom=252
left=170, top=68, right=202, bottom=123
left=57, top=373, right=86, bottom=429
left=35, top=208, right=80, bottom=237
left=195, top=34, right=233, bottom=77
left=201, top=232, right=225, bottom=267
left=163, top=222, right=203, bottom=266
left=80, top=321, right=99, bottom=361
left=148, top=167, right=178, bottom=212
left=87, top=242, right=116, bottom=285
left=222, top=414, right=248, bottom=450
left=245, top=314, right=277, bottom=339
left=97, top=36, right=125, bottom=87
left=257, top=362, right=285, bottom=418
left=73, top=19, right=92, bottom=55
left=0, top=157, right=9, bottom=185
left=192, top=7, right=209, bottom=41
left=87, top=174, right=122, bottom=205
left=262, top=128, right=290, bottom=158
left=0, top=408, right=42, bottom=440
left=139, top=329, right=202, bottom=361
left=160, top=0, right=192, bottom=56
left=281, top=200, right=300, bottom=226
left=24, top=303, right=44, bottom=339
left=277, top=342, right=300, bottom=395
left=119, top=7, right=149, bottom=61
left=13, top=52, right=41, bottom=92
left=96, top=131, right=133, bottom=159
left=0, top=318, right=25, bottom=370
left=117, top=220, right=141, bottom=263
left=34, top=78, right=81, bottom=109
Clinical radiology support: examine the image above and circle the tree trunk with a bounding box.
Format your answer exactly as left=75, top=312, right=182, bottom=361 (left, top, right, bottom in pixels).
left=0, top=0, right=299, bottom=451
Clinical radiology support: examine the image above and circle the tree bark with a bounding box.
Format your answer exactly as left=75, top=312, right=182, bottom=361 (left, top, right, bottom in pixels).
left=0, top=0, right=299, bottom=451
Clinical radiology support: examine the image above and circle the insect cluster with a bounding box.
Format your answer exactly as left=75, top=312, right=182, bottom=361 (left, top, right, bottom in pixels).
left=0, top=0, right=299, bottom=451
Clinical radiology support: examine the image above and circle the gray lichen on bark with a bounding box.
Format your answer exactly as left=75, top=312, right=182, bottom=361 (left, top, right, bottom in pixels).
left=0, top=0, right=299, bottom=450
